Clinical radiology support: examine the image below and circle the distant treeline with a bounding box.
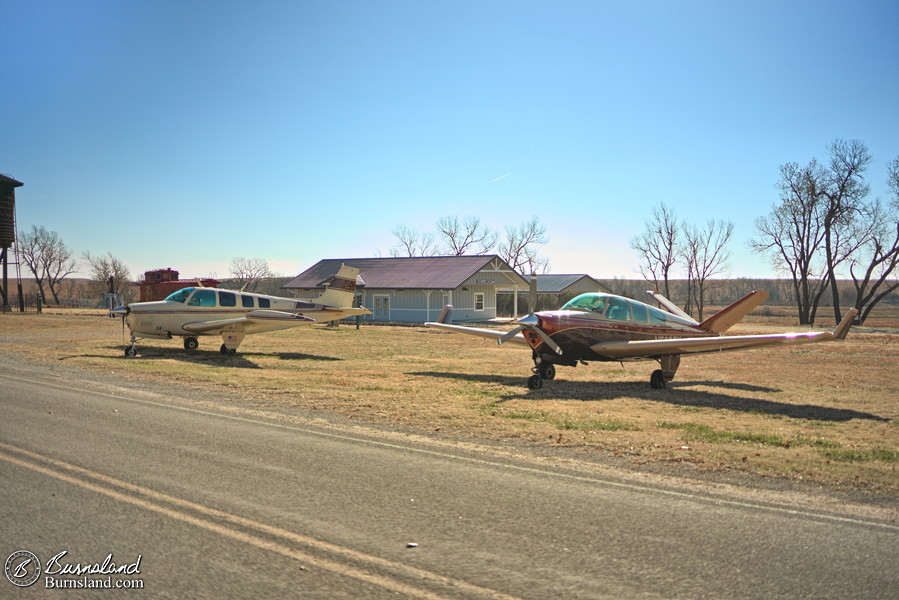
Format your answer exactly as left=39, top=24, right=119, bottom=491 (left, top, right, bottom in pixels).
left=14, top=276, right=898, bottom=312
left=497, top=278, right=898, bottom=318
left=596, top=278, right=899, bottom=308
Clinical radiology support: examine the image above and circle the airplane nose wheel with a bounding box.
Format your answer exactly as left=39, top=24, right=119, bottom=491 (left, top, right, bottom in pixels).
left=527, top=363, right=555, bottom=389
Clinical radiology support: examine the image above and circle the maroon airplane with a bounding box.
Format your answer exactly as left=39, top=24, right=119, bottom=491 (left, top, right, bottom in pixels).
left=426, top=290, right=856, bottom=389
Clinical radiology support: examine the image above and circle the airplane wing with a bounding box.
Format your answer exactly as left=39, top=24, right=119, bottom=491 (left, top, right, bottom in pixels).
left=425, top=322, right=530, bottom=346
left=590, top=309, right=857, bottom=359
left=183, top=310, right=315, bottom=334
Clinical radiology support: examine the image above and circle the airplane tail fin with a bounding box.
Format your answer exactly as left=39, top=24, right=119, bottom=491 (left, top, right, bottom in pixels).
left=645, top=290, right=698, bottom=324
left=435, top=305, right=453, bottom=324
left=317, top=264, right=361, bottom=308
left=698, top=290, right=769, bottom=333
left=831, top=308, right=857, bottom=340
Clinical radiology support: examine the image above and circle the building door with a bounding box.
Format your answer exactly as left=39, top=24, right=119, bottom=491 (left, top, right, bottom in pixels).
left=374, top=295, right=389, bottom=320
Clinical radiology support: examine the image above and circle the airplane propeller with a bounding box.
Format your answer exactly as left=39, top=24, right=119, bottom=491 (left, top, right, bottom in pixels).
left=496, top=313, right=563, bottom=355
left=494, top=272, right=563, bottom=355
left=110, top=304, right=130, bottom=343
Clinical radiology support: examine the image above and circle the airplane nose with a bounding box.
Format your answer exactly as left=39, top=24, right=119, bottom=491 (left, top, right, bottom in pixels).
left=518, top=314, right=539, bottom=326
left=111, top=305, right=130, bottom=317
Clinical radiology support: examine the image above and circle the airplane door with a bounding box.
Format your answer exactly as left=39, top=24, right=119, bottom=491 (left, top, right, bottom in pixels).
left=374, top=295, right=389, bottom=320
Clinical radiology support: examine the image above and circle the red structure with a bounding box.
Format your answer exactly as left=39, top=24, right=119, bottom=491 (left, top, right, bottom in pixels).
left=139, top=268, right=219, bottom=302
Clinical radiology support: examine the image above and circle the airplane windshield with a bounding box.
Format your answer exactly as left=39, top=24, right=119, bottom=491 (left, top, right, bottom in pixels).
left=561, top=293, right=607, bottom=314
left=165, top=288, right=195, bottom=303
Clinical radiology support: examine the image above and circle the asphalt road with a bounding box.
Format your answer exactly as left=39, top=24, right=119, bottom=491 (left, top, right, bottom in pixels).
left=1, top=363, right=896, bottom=599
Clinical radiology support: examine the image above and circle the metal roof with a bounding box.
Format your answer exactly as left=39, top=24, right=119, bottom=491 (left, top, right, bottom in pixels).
left=505, top=274, right=610, bottom=294
left=283, top=255, right=528, bottom=290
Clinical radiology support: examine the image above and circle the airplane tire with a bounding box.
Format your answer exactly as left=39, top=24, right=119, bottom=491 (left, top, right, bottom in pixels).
left=650, top=369, right=666, bottom=389
left=124, top=346, right=137, bottom=357
left=540, top=364, right=556, bottom=380
left=527, top=375, right=543, bottom=390
left=220, top=344, right=236, bottom=355
left=184, top=337, right=199, bottom=350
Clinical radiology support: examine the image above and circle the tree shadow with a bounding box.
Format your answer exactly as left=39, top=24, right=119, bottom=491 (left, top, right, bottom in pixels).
left=408, top=371, right=891, bottom=423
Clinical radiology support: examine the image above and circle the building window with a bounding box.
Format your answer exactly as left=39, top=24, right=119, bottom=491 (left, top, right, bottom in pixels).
left=474, top=293, right=485, bottom=311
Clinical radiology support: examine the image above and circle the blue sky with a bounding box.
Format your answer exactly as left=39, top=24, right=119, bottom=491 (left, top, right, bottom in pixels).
left=2, top=0, right=897, bottom=281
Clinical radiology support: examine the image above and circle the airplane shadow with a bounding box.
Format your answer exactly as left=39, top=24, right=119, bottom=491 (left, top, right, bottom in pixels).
left=75, top=346, right=343, bottom=369
left=408, top=371, right=890, bottom=423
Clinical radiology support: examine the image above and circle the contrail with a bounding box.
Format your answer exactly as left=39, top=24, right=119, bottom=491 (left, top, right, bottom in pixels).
left=489, top=172, right=514, bottom=183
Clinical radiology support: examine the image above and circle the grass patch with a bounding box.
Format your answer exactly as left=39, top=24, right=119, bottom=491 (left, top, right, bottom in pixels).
left=505, top=409, right=635, bottom=431
left=821, top=447, right=899, bottom=463
left=658, top=422, right=848, bottom=451
left=658, top=422, right=794, bottom=447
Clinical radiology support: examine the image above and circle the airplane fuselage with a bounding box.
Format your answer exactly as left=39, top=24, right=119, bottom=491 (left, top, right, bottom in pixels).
left=526, top=296, right=714, bottom=365
left=124, top=287, right=366, bottom=339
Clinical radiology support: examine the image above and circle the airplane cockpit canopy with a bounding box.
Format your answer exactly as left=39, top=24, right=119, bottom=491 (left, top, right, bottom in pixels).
left=165, top=287, right=195, bottom=303
left=562, top=293, right=607, bottom=314
left=561, top=293, right=696, bottom=327
left=163, top=287, right=274, bottom=309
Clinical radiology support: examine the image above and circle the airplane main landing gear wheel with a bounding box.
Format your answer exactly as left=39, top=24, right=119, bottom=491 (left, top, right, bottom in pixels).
left=220, top=344, right=236, bottom=355
left=527, top=374, right=543, bottom=390
left=650, top=369, right=667, bottom=389
left=124, top=345, right=137, bottom=357
left=539, top=364, right=556, bottom=380
left=184, top=337, right=199, bottom=350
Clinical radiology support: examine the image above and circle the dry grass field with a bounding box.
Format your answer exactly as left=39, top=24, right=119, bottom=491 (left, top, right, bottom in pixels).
left=1, top=308, right=897, bottom=495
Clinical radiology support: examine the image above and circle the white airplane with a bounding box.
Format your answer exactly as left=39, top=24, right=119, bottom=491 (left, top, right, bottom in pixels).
left=112, top=265, right=370, bottom=356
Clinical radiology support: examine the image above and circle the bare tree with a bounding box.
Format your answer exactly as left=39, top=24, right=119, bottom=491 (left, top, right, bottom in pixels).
left=820, top=139, right=874, bottom=323
left=390, top=225, right=437, bottom=257
left=435, top=216, right=497, bottom=255
left=497, top=216, right=549, bottom=274
left=83, top=251, right=133, bottom=303
left=753, top=159, right=833, bottom=324
left=18, top=225, right=78, bottom=305
left=754, top=140, right=889, bottom=325
left=682, top=220, right=733, bottom=319
left=847, top=157, right=899, bottom=323
left=229, top=257, right=273, bottom=292
left=630, top=203, right=679, bottom=298
left=18, top=227, right=48, bottom=302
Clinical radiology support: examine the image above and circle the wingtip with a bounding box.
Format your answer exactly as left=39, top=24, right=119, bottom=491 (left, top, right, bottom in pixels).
left=832, top=308, right=857, bottom=340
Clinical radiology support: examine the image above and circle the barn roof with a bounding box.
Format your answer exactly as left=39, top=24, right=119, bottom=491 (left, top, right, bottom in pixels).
left=283, top=255, right=527, bottom=290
